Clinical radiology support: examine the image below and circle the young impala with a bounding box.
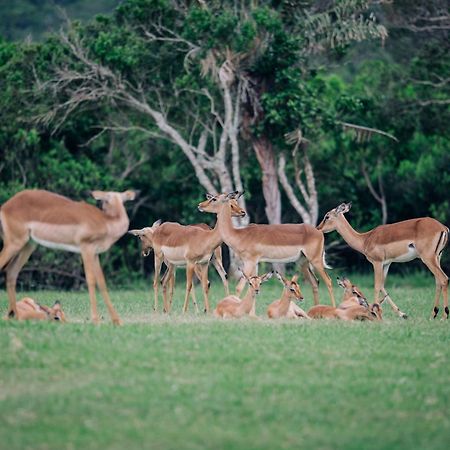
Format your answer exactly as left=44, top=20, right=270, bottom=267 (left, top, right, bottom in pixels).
left=130, top=197, right=246, bottom=313
left=15, top=297, right=66, bottom=322
left=214, top=271, right=273, bottom=318
left=337, top=276, right=369, bottom=309
left=0, top=189, right=136, bottom=324
left=318, top=203, right=448, bottom=319
left=267, top=272, right=310, bottom=319
left=198, top=191, right=336, bottom=312
left=308, top=303, right=382, bottom=321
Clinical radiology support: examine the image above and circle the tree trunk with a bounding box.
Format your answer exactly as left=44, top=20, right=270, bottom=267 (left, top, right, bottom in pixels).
left=253, top=136, right=281, bottom=225
left=252, top=135, right=284, bottom=273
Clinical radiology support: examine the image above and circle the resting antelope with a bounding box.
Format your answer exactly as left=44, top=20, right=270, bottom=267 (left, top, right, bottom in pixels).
left=318, top=203, right=449, bottom=319
left=15, top=297, right=66, bottom=322
left=0, top=189, right=136, bottom=324
left=214, top=271, right=273, bottom=318
left=337, top=276, right=369, bottom=309
left=198, top=191, right=336, bottom=311
left=129, top=222, right=231, bottom=313
left=130, top=198, right=245, bottom=313
left=267, top=272, right=310, bottom=319
left=308, top=303, right=382, bottom=321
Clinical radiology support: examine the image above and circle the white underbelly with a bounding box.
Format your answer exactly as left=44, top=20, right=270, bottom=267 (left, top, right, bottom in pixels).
left=260, top=247, right=303, bottom=263
left=386, top=246, right=419, bottom=264
left=31, top=235, right=81, bottom=253
left=162, top=246, right=187, bottom=265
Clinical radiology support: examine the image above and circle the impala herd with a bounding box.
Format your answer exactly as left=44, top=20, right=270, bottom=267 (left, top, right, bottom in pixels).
left=0, top=189, right=448, bottom=324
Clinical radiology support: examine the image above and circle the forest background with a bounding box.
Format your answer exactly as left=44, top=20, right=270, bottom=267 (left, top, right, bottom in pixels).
left=0, top=0, right=448, bottom=289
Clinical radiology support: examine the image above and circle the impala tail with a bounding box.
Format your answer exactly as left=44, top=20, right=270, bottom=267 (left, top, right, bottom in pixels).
left=436, top=229, right=449, bottom=256
left=323, top=251, right=332, bottom=270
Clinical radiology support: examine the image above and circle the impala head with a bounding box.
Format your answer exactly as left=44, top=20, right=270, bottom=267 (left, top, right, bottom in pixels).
left=275, top=272, right=304, bottom=302
left=369, top=302, right=383, bottom=321
left=317, top=202, right=352, bottom=233
left=197, top=191, right=246, bottom=217
left=128, top=219, right=162, bottom=256
left=337, top=276, right=368, bottom=306
left=41, top=301, right=66, bottom=322
left=92, top=190, right=137, bottom=216
left=239, top=269, right=273, bottom=295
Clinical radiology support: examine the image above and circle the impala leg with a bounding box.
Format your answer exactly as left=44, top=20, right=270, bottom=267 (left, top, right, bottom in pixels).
left=81, top=249, right=100, bottom=324
left=198, top=263, right=210, bottom=313
left=93, top=255, right=121, bottom=325
left=182, top=263, right=195, bottom=313
left=421, top=255, right=449, bottom=319
left=310, top=257, right=335, bottom=307
left=169, top=268, right=176, bottom=311
left=300, top=260, right=319, bottom=305
left=162, top=265, right=174, bottom=313
left=4, top=243, right=36, bottom=318
left=212, top=246, right=229, bottom=296
left=153, top=254, right=163, bottom=312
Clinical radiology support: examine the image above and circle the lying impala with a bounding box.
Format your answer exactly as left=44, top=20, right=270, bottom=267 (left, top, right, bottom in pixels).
left=214, top=271, right=273, bottom=318
left=308, top=303, right=382, bottom=321
left=198, top=191, right=336, bottom=311
left=130, top=198, right=245, bottom=314
left=0, top=189, right=136, bottom=324
left=267, top=272, right=310, bottom=319
left=15, top=297, right=66, bottom=322
left=318, top=203, right=449, bottom=319
left=129, top=222, right=231, bottom=313
left=337, top=276, right=369, bottom=309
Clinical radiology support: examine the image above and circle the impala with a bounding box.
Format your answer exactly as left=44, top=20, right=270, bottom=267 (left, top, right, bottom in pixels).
left=198, top=191, right=336, bottom=310
left=214, top=271, right=273, bottom=318
left=337, top=276, right=369, bottom=309
left=318, top=203, right=449, bottom=319
left=129, top=222, right=231, bottom=313
left=0, top=189, right=136, bottom=324
left=15, top=297, right=66, bottom=322
left=130, top=198, right=246, bottom=313
left=267, top=272, right=310, bottom=319
left=308, top=303, right=382, bottom=321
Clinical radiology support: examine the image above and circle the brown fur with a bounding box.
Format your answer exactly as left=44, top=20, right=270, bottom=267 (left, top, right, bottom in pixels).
left=15, top=297, right=66, bottom=322
left=0, top=189, right=136, bottom=324
left=317, top=202, right=449, bottom=318
left=308, top=303, right=382, bottom=321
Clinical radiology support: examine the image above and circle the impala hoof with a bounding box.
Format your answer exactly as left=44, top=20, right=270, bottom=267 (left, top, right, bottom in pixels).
left=112, top=318, right=122, bottom=326
left=400, top=313, right=408, bottom=320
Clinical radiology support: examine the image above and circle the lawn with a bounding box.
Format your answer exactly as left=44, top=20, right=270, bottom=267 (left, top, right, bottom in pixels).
left=0, top=272, right=449, bottom=450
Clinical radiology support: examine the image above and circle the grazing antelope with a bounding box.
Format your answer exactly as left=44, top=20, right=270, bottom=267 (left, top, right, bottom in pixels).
left=15, top=297, right=66, bottom=322
left=130, top=197, right=246, bottom=313
left=308, top=303, right=382, bottom=321
left=198, top=191, right=336, bottom=311
left=129, top=222, right=230, bottom=313
left=214, top=271, right=273, bottom=318
left=337, top=276, right=369, bottom=309
left=267, top=272, right=310, bottom=319
left=0, top=189, right=136, bottom=325
left=317, top=203, right=449, bottom=319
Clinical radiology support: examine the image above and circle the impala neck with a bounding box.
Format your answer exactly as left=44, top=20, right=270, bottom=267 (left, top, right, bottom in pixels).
left=216, top=202, right=239, bottom=247
left=238, top=286, right=256, bottom=314
left=103, top=200, right=130, bottom=236
left=279, top=287, right=292, bottom=312
left=335, top=215, right=367, bottom=254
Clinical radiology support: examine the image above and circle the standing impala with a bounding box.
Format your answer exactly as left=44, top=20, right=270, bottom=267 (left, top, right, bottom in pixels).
left=317, top=203, right=449, bottom=319
left=129, top=222, right=231, bottom=313
left=130, top=198, right=245, bottom=314
left=198, top=191, right=336, bottom=309
left=0, top=189, right=136, bottom=324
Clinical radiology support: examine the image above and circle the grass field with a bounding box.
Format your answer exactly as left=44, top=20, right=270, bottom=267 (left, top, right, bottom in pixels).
left=1, top=272, right=449, bottom=450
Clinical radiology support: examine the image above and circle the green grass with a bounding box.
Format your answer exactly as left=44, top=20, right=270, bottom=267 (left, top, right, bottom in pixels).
left=1, top=273, right=449, bottom=450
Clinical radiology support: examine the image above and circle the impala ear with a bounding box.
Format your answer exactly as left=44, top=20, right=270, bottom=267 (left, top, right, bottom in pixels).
left=336, top=202, right=352, bottom=214
left=152, top=219, right=162, bottom=228
left=206, top=193, right=214, bottom=200
left=237, top=190, right=245, bottom=198
left=52, top=301, right=61, bottom=310
left=336, top=277, right=345, bottom=288
left=226, top=191, right=240, bottom=200
left=291, top=274, right=299, bottom=283
left=121, top=190, right=138, bottom=201
left=128, top=229, right=144, bottom=237
left=261, top=271, right=274, bottom=283
left=237, top=267, right=249, bottom=281
left=91, top=190, right=109, bottom=201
